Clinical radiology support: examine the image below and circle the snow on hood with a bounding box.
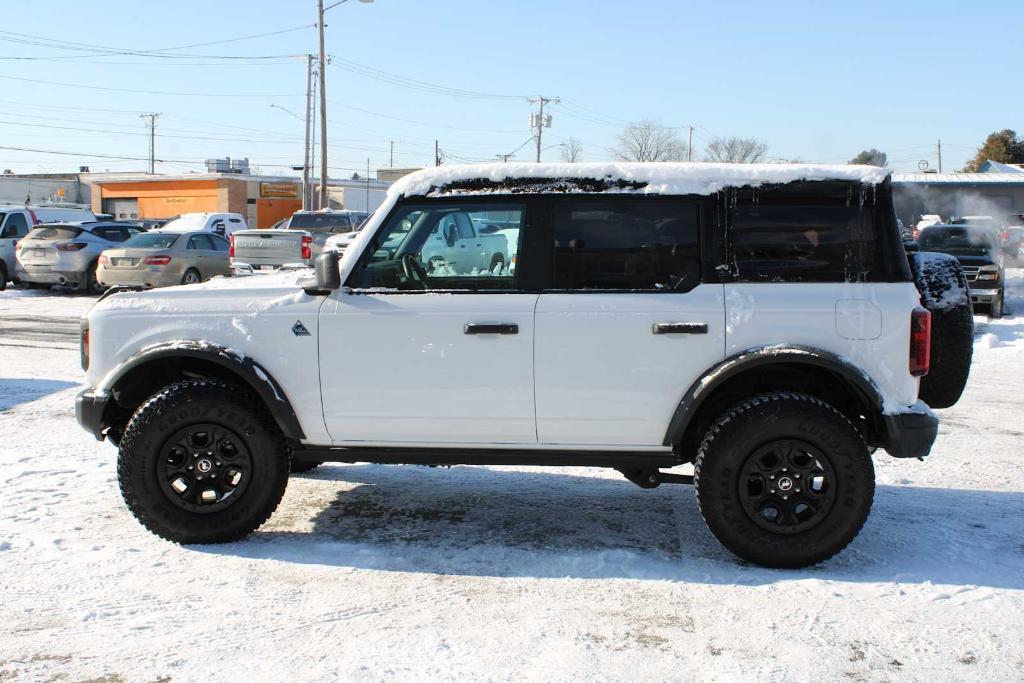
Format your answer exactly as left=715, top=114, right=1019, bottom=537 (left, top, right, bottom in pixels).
left=389, top=162, right=892, bottom=198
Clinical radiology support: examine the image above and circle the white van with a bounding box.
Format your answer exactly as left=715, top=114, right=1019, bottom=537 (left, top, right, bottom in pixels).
left=159, top=212, right=247, bottom=238
left=1, top=205, right=97, bottom=289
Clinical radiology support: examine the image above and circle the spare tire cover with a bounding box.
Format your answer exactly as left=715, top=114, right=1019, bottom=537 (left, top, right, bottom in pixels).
left=911, top=252, right=974, bottom=409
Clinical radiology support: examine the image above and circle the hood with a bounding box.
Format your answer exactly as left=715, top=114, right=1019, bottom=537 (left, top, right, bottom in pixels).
left=91, top=269, right=317, bottom=316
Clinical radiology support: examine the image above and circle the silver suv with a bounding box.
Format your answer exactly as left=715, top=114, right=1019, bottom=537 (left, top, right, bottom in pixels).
left=16, top=221, right=141, bottom=293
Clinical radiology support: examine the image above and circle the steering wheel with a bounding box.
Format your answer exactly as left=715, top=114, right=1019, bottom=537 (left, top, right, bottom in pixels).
left=401, top=254, right=429, bottom=290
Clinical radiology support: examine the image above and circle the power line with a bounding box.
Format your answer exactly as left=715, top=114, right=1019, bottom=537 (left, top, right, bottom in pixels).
left=329, top=57, right=525, bottom=100
left=0, top=73, right=299, bottom=98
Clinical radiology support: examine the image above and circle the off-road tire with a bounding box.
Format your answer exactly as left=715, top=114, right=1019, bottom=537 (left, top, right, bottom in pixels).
left=911, top=252, right=973, bottom=409
left=118, top=379, right=290, bottom=544
left=694, top=392, right=874, bottom=569
left=290, top=460, right=322, bottom=474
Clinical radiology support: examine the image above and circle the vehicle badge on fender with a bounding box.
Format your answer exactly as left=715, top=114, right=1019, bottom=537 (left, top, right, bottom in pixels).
left=292, top=321, right=311, bottom=337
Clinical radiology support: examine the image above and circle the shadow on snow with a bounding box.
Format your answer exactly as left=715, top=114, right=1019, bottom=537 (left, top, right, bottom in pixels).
left=197, top=463, right=1024, bottom=589
left=0, top=377, right=79, bottom=411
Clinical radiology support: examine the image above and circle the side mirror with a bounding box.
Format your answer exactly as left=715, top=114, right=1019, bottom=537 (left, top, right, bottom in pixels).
left=314, top=251, right=341, bottom=289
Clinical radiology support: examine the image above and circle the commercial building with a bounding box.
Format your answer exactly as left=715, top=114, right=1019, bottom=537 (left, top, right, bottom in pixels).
left=892, top=165, right=1024, bottom=225
left=89, top=173, right=390, bottom=228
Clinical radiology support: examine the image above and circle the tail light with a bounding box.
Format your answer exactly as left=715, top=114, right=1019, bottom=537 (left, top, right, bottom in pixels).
left=98, top=254, right=110, bottom=266
left=143, top=255, right=172, bottom=266
left=301, top=235, right=313, bottom=260
left=80, top=321, right=90, bottom=371
left=228, top=234, right=235, bottom=258
left=909, top=307, right=931, bottom=377
left=57, top=242, right=88, bottom=251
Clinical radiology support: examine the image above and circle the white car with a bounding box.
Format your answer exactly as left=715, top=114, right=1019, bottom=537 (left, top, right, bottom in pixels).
left=159, top=212, right=247, bottom=238
left=1, top=205, right=97, bottom=289
left=76, top=162, right=971, bottom=569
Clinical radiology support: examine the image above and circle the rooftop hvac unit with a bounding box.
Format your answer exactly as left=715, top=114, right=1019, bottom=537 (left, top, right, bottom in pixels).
left=206, top=157, right=251, bottom=174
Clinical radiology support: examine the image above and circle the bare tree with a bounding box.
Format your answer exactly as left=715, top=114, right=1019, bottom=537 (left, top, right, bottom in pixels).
left=704, top=136, right=769, bottom=163
left=611, top=120, right=687, bottom=162
left=560, top=137, right=583, bottom=163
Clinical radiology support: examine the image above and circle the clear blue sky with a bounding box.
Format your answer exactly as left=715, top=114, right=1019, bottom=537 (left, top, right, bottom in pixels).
left=0, top=0, right=1020, bottom=176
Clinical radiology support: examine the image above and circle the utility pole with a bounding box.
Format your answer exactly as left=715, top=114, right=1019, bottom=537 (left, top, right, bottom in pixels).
left=302, top=54, right=314, bottom=210
left=140, top=113, right=160, bottom=174
left=687, top=126, right=694, bottom=162
left=937, top=139, right=943, bottom=173
left=389, top=140, right=394, bottom=168
left=529, top=96, right=559, bottom=162
left=435, top=139, right=441, bottom=167
left=317, top=0, right=329, bottom=208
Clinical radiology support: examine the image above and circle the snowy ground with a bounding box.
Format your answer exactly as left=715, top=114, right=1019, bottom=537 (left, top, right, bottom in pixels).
left=1, top=277, right=1022, bottom=681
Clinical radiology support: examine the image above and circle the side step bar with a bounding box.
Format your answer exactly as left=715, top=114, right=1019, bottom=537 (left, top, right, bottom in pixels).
left=292, top=446, right=683, bottom=470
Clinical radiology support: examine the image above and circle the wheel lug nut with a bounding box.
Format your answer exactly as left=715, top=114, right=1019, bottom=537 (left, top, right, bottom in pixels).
left=795, top=474, right=801, bottom=479
left=215, top=461, right=221, bottom=467
left=770, top=489, right=776, bottom=494
left=187, top=465, right=193, bottom=470
left=782, top=495, right=789, bottom=500
left=769, top=475, right=775, bottom=480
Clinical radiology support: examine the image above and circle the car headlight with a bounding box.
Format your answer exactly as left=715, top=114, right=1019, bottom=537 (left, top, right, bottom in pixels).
left=977, top=265, right=1000, bottom=281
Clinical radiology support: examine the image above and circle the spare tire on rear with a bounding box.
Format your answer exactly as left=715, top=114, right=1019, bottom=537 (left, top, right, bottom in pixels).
left=910, top=252, right=974, bottom=409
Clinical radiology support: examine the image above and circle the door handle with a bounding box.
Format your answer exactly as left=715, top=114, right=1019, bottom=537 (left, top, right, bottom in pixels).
left=653, top=322, right=708, bottom=335
left=464, top=323, right=518, bottom=335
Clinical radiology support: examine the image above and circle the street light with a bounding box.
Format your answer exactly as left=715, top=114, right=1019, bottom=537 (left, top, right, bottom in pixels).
left=318, top=0, right=374, bottom=209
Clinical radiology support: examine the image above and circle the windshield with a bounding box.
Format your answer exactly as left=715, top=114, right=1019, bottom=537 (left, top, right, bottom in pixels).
left=124, top=233, right=179, bottom=249
left=918, top=227, right=996, bottom=254
left=288, top=213, right=353, bottom=233
left=26, top=225, right=81, bottom=240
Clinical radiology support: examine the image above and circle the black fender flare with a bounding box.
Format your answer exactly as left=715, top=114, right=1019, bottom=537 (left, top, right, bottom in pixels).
left=662, top=345, right=886, bottom=447
left=101, top=340, right=306, bottom=440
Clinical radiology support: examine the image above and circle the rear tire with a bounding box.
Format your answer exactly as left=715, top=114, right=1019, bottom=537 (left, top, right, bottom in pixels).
left=694, top=392, right=874, bottom=569
left=488, top=253, right=505, bottom=274
left=0, top=262, right=6, bottom=291
left=181, top=268, right=201, bottom=285
left=117, top=379, right=290, bottom=544
left=83, top=261, right=104, bottom=295
left=911, top=252, right=973, bottom=409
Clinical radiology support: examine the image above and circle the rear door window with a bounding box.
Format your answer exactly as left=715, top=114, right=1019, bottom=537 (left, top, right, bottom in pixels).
left=551, top=199, right=701, bottom=291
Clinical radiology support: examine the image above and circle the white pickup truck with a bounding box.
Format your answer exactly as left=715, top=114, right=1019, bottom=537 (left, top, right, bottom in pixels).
left=230, top=210, right=368, bottom=269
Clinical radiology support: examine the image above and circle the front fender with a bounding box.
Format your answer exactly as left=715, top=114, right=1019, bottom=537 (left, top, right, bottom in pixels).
left=98, top=340, right=305, bottom=440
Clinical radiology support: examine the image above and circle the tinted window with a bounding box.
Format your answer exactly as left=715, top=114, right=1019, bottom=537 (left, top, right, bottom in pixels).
left=124, top=233, right=179, bottom=249
left=732, top=196, right=878, bottom=282
left=92, top=227, right=132, bottom=243
left=208, top=234, right=229, bottom=252
left=552, top=199, right=700, bottom=291
left=289, top=213, right=352, bottom=233
left=2, top=212, right=29, bottom=237
left=350, top=202, right=524, bottom=291
left=188, top=234, right=216, bottom=250
left=27, top=225, right=80, bottom=241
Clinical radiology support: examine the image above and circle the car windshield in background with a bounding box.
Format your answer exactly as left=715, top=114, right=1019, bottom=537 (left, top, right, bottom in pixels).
left=918, top=227, right=996, bottom=254
left=289, top=213, right=356, bottom=233
left=124, top=233, right=179, bottom=249
left=26, top=225, right=81, bottom=240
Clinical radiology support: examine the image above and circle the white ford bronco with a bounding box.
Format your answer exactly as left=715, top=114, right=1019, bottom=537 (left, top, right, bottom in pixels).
left=76, top=163, right=972, bottom=568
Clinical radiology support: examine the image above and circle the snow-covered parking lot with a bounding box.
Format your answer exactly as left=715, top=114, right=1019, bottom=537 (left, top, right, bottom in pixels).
left=1, top=276, right=1023, bottom=681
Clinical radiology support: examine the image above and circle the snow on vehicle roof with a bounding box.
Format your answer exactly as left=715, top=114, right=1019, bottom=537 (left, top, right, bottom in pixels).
left=389, top=162, right=891, bottom=198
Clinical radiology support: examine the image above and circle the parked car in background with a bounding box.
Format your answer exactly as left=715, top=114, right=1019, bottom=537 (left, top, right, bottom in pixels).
left=15, top=221, right=141, bottom=293
left=229, top=209, right=368, bottom=269
left=918, top=223, right=1005, bottom=317
left=0, top=204, right=97, bottom=225
left=0, top=209, right=33, bottom=290
left=159, top=212, right=247, bottom=238
left=97, top=230, right=230, bottom=289
left=999, top=226, right=1024, bottom=266
left=914, top=214, right=943, bottom=239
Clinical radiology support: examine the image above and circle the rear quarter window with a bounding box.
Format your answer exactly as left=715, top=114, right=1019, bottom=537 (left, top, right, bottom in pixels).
left=730, top=187, right=881, bottom=282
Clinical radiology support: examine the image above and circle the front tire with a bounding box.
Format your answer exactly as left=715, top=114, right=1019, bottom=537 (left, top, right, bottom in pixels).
left=694, top=392, right=874, bottom=569
left=989, top=290, right=1004, bottom=319
left=0, top=262, right=7, bottom=291
left=83, top=260, right=104, bottom=295
left=117, top=379, right=290, bottom=544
